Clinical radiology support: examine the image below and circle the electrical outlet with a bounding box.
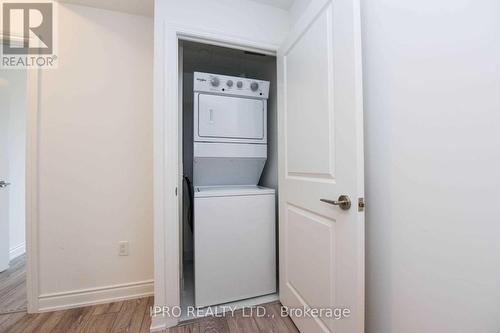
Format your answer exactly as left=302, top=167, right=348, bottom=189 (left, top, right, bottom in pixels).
left=119, top=241, right=129, bottom=256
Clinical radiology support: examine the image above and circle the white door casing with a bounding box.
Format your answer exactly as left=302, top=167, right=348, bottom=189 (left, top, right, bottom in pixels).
left=153, top=22, right=280, bottom=330
left=278, top=0, right=364, bottom=332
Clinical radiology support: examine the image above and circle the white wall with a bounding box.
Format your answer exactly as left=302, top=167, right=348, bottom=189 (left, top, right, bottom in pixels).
left=155, top=0, right=289, bottom=48
left=6, top=70, right=27, bottom=259
left=37, top=4, right=154, bottom=307
left=362, top=1, right=500, bottom=332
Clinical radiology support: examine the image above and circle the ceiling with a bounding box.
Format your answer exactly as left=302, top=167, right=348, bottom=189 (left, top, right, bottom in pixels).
left=249, top=0, right=295, bottom=10
left=57, top=0, right=154, bottom=17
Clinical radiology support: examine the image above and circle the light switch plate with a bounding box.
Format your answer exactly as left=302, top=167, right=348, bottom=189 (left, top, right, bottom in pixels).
left=119, top=241, right=129, bottom=256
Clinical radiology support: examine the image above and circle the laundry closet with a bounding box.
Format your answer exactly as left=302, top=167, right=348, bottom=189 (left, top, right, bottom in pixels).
left=179, top=41, right=279, bottom=318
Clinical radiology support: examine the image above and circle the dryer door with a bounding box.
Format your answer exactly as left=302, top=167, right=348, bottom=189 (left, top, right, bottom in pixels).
left=195, top=93, right=267, bottom=144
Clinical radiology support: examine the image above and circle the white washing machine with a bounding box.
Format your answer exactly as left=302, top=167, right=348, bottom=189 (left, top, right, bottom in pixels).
left=192, top=72, right=276, bottom=307
left=194, top=186, right=276, bottom=307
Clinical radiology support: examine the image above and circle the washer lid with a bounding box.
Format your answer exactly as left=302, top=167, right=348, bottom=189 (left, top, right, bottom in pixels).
left=194, top=185, right=275, bottom=198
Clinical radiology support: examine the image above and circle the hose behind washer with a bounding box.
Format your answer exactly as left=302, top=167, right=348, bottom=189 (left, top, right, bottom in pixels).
left=183, top=176, right=194, bottom=231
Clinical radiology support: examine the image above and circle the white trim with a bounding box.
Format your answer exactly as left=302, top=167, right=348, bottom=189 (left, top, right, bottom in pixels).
left=353, top=0, right=366, bottom=330
left=25, top=60, right=40, bottom=314
left=153, top=21, right=279, bottom=331
left=38, top=280, right=154, bottom=312
left=9, top=242, right=26, bottom=260
left=174, top=24, right=278, bottom=56
left=150, top=322, right=168, bottom=333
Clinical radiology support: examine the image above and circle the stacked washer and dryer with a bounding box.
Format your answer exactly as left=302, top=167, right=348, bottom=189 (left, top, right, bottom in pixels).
left=192, top=72, right=276, bottom=308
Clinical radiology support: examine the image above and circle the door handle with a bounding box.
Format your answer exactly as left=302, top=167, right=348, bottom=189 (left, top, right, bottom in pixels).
left=320, top=195, right=351, bottom=210
left=0, top=181, right=11, bottom=189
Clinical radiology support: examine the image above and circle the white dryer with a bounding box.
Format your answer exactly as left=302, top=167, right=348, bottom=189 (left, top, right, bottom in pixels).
left=192, top=72, right=276, bottom=308
left=193, top=72, right=269, bottom=186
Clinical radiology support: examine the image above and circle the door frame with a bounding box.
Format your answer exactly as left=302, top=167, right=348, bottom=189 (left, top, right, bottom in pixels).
left=0, top=33, right=41, bottom=313
left=152, top=22, right=279, bottom=331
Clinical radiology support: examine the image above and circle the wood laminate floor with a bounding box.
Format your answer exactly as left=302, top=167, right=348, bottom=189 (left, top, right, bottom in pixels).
left=0, top=297, right=299, bottom=333
left=0, top=256, right=298, bottom=333
left=0, top=297, right=154, bottom=333
left=0, top=255, right=27, bottom=315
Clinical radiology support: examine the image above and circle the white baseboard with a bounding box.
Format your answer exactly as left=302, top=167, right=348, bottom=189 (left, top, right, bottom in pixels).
left=9, top=243, right=26, bottom=260
left=150, top=317, right=167, bottom=332
left=38, top=279, right=153, bottom=312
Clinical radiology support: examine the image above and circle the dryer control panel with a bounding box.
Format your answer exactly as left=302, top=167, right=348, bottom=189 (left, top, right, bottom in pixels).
left=194, top=72, right=270, bottom=99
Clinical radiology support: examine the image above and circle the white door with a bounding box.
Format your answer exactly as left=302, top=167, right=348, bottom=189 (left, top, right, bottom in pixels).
left=0, top=76, right=11, bottom=272
left=278, top=0, right=364, bottom=332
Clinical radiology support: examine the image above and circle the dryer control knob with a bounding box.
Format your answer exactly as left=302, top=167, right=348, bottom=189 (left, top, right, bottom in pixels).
left=210, top=77, right=220, bottom=87
left=226, top=80, right=233, bottom=87
left=236, top=81, right=243, bottom=88
left=250, top=82, right=259, bottom=91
